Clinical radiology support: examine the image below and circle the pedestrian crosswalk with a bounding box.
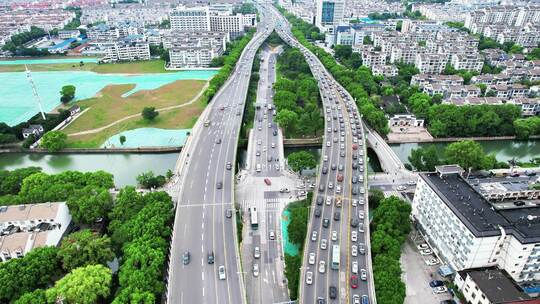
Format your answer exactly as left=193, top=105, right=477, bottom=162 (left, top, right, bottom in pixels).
left=238, top=198, right=284, bottom=213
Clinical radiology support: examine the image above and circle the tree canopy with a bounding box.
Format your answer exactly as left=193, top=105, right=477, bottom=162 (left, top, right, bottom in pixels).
left=60, top=85, right=76, bottom=104
left=141, top=107, right=159, bottom=121
left=40, top=131, right=67, bottom=152
left=58, top=230, right=115, bottom=272
left=287, top=151, right=317, bottom=174
left=46, top=264, right=112, bottom=304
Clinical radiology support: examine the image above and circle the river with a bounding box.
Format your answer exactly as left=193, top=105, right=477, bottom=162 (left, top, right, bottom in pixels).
left=0, top=153, right=178, bottom=187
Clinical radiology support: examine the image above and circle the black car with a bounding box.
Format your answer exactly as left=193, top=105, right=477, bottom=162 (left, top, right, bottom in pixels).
left=429, top=280, right=444, bottom=287
left=182, top=251, right=191, bottom=265
left=350, top=218, right=359, bottom=228
left=323, top=218, right=330, bottom=228
left=226, top=162, right=232, bottom=170
left=329, top=286, right=337, bottom=299
left=314, top=207, right=322, bottom=218
left=334, top=211, right=340, bottom=221
left=216, top=138, right=222, bottom=144
left=316, top=196, right=324, bottom=205
left=317, top=297, right=326, bottom=304
left=352, top=176, right=358, bottom=184
left=273, top=130, right=278, bottom=136
left=225, top=209, right=233, bottom=218
left=352, top=187, right=359, bottom=195
left=216, top=182, right=223, bottom=189
left=318, top=184, right=325, bottom=192
left=331, top=163, right=337, bottom=170
left=352, top=153, right=358, bottom=160
left=352, top=162, right=358, bottom=169
left=207, top=252, right=214, bottom=264
left=322, top=167, right=328, bottom=174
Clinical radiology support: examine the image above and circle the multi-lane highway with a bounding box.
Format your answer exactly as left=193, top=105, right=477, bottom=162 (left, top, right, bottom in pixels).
left=264, top=4, right=377, bottom=304
left=166, top=14, right=273, bottom=304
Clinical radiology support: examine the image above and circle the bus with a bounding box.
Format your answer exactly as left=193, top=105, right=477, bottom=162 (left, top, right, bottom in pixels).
left=331, top=245, right=340, bottom=270
left=249, top=206, right=259, bottom=230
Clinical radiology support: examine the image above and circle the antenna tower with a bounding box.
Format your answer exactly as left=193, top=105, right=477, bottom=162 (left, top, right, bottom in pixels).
left=25, top=64, right=46, bottom=120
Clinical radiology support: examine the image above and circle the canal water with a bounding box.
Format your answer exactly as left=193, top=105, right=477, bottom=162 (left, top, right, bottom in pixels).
left=0, top=153, right=178, bottom=187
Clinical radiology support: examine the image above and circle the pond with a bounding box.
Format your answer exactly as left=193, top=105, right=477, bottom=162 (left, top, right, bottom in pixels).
left=0, top=69, right=218, bottom=126
left=0, top=153, right=178, bottom=187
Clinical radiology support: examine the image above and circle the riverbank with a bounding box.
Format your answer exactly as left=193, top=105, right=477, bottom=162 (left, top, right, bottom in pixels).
left=387, top=134, right=540, bottom=144
left=0, top=146, right=181, bottom=154
left=0, top=59, right=171, bottom=73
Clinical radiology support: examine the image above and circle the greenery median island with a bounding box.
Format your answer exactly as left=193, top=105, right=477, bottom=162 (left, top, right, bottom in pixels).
left=283, top=192, right=311, bottom=300
left=0, top=167, right=174, bottom=303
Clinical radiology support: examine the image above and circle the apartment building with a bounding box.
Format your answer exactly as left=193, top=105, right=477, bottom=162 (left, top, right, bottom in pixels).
left=166, top=31, right=227, bottom=69
left=170, top=6, right=211, bottom=31
left=390, top=44, right=424, bottom=65
left=361, top=48, right=386, bottom=68
left=81, top=4, right=169, bottom=26
left=372, top=65, right=398, bottom=77
left=424, top=84, right=481, bottom=99
left=487, top=84, right=529, bottom=99
left=444, top=96, right=504, bottom=107
left=87, top=24, right=121, bottom=41
left=508, top=98, right=540, bottom=116
left=411, top=74, right=464, bottom=87
left=0, top=202, right=71, bottom=262
left=104, top=40, right=150, bottom=62
left=58, top=30, right=80, bottom=39
left=163, top=31, right=228, bottom=51
left=415, top=53, right=447, bottom=74
left=451, top=53, right=484, bottom=73
left=209, top=13, right=243, bottom=37
left=412, top=165, right=540, bottom=285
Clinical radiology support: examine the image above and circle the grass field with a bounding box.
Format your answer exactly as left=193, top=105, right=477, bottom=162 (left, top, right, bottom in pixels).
left=0, top=60, right=172, bottom=74
left=63, top=79, right=207, bottom=148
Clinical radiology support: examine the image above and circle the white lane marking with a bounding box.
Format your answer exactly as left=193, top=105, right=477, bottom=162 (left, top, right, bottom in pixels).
left=202, top=287, right=205, bottom=297
left=202, top=272, right=205, bottom=281
left=201, top=233, right=204, bottom=241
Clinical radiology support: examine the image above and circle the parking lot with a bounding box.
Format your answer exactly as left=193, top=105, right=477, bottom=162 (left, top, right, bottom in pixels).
left=401, top=230, right=454, bottom=304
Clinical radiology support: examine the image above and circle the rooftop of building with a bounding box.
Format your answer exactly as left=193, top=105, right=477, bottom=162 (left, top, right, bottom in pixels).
left=421, top=168, right=540, bottom=243
left=458, top=267, right=531, bottom=303
left=0, top=202, right=61, bottom=224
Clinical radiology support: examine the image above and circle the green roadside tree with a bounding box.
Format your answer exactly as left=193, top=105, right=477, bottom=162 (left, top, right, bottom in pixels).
left=287, top=151, right=317, bottom=174
left=444, top=140, right=487, bottom=170
left=40, top=131, right=67, bottom=152
left=46, top=264, right=112, bottom=304
left=66, top=186, right=113, bottom=225
left=408, top=145, right=441, bottom=171
left=368, top=189, right=385, bottom=209
left=13, top=289, right=47, bottom=304
left=58, top=230, right=115, bottom=272
left=141, top=107, right=159, bottom=121
left=276, top=109, right=298, bottom=135
left=136, top=171, right=167, bottom=189
left=60, top=85, right=76, bottom=104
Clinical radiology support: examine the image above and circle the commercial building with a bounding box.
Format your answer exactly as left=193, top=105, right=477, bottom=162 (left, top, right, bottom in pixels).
left=412, top=165, right=540, bottom=286
left=0, top=202, right=71, bottom=262
left=315, top=0, right=345, bottom=32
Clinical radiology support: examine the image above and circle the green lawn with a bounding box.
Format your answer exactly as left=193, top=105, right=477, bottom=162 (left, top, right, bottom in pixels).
left=0, top=60, right=172, bottom=74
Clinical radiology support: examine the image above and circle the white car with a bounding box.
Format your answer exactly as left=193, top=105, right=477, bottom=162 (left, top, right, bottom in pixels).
left=309, top=252, right=316, bottom=265
left=253, top=263, right=259, bottom=277
left=306, top=271, right=313, bottom=285
left=320, top=239, right=328, bottom=250
left=352, top=295, right=360, bottom=304
left=326, top=197, right=332, bottom=205
left=352, top=199, right=358, bottom=207
left=331, top=231, right=338, bottom=241
left=358, top=211, right=364, bottom=220
left=417, top=243, right=429, bottom=250
left=324, top=155, right=328, bottom=162
left=433, top=286, right=447, bottom=294
left=326, top=141, right=331, bottom=147
left=351, top=231, right=358, bottom=242
left=407, top=180, right=417, bottom=186
left=397, top=185, right=407, bottom=191
left=352, top=261, right=358, bottom=274
left=218, top=265, right=226, bottom=280
left=420, top=249, right=433, bottom=255
left=351, top=245, right=358, bottom=257
left=318, top=260, right=326, bottom=273
left=311, top=231, right=318, bottom=242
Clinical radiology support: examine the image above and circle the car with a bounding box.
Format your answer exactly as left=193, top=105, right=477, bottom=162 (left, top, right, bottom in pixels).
left=361, top=295, right=369, bottom=304
left=218, top=265, right=226, bottom=280
left=322, top=166, right=328, bottom=174
left=417, top=243, right=429, bottom=250
left=225, top=209, right=233, bottom=218
left=207, top=252, right=214, bottom=264
left=360, top=269, right=367, bottom=281
left=216, top=182, right=223, bottom=189
left=323, top=218, right=330, bottom=228
left=280, top=188, right=290, bottom=193
left=420, top=249, right=433, bottom=255
left=314, top=207, right=322, bottom=218
left=329, top=286, right=337, bottom=299
left=318, top=260, right=326, bottom=273
left=331, top=231, right=338, bottom=241
left=397, top=185, right=407, bottom=191
left=326, top=141, right=331, bottom=147
left=308, top=252, right=316, bottom=265
left=352, top=187, right=359, bottom=195
left=273, top=130, right=278, bottom=136
left=328, top=182, right=334, bottom=189
left=352, top=176, right=358, bottom=184
left=306, top=271, right=313, bottom=284
left=327, top=127, right=332, bottom=133
left=271, top=142, right=275, bottom=148
left=253, top=263, right=260, bottom=277
left=433, top=286, right=448, bottom=294
left=336, top=185, right=342, bottom=194
left=267, top=155, right=273, bottom=162
left=216, top=138, right=222, bottom=144
left=323, top=155, right=328, bottom=161
left=352, top=261, right=358, bottom=274
left=316, top=196, right=324, bottom=205
left=429, top=280, right=444, bottom=288
left=319, top=184, right=325, bottom=192
left=359, top=243, right=366, bottom=255
left=350, top=218, right=359, bottom=228
left=331, top=163, right=337, bottom=170
left=352, top=162, right=358, bottom=170
left=352, top=199, right=358, bottom=207
left=351, top=244, right=358, bottom=256
left=337, top=174, right=344, bottom=182
left=182, top=251, right=190, bottom=265
left=257, top=139, right=262, bottom=145
left=351, top=230, right=358, bottom=242
left=333, top=137, right=338, bottom=143
left=311, top=231, right=318, bottom=241
left=264, top=178, right=272, bottom=186
left=425, top=258, right=440, bottom=266
left=358, top=211, right=365, bottom=220
left=269, top=231, right=276, bottom=240
left=254, top=246, right=261, bottom=258
left=317, top=298, right=326, bottom=304
left=408, top=180, right=417, bottom=185
left=352, top=295, right=360, bottom=304
left=320, top=239, right=328, bottom=250
left=256, top=150, right=261, bottom=156
left=326, top=197, right=332, bottom=205
left=334, top=211, right=340, bottom=221
left=358, top=223, right=364, bottom=233
left=350, top=275, right=359, bottom=289
left=340, top=150, right=345, bottom=157
left=258, top=126, right=262, bottom=131
left=338, top=164, right=344, bottom=171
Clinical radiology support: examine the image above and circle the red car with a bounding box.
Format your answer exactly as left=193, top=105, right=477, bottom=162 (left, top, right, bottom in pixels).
left=352, top=144, right=358, bottom=150
left=350, top=275, right=359, bottom=289
left=264, top=178, right=271, bottom=186
left=336, top=173, right=344, bottom=182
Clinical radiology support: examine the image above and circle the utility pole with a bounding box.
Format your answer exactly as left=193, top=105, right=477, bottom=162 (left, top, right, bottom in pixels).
left=25, top=64, right=46, bottom=120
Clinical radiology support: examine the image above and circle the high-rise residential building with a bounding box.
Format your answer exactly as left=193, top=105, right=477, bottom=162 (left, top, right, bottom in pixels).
left=170, top=6, right=211, bottom=31
left=315, top=0, right=344, bottom=32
